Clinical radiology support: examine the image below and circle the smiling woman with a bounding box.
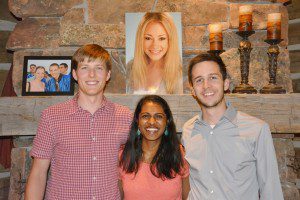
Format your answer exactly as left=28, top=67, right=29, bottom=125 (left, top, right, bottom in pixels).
left=119, top=95, right=190, bottom=200
left=127, top=12, right=183, bottom=94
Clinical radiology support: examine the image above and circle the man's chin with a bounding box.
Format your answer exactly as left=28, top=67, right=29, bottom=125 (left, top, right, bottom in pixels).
left=199, top=97, right=225, bottom=109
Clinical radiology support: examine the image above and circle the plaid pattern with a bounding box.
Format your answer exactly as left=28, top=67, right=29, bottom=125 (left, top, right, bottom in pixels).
left=31, top=96, right=132, bottom=200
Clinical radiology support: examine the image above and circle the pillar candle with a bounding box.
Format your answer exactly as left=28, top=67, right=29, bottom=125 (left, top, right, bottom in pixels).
left=209, top=23, right=223, bottom=51
left=239, top=5, right=253, bottom=31
left=267, top=13, right=281, bottom=40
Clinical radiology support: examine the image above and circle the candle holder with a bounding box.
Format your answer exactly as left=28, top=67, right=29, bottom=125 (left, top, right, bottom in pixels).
left=207, top=50, right=225, bottom=57
left=232, top=30, right=257, bottom=94
left=260, top=39, right=286, bottom=94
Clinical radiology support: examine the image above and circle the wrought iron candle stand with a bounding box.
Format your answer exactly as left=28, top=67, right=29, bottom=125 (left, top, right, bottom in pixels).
left=232, top=30, right=257, bottom=94
left=260, top=39, right=286, bottom=94
left=207, top=50, right=225, bottom=57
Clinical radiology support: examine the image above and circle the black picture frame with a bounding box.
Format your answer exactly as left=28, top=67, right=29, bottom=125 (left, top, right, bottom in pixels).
left=22, top=56, right=75, bottom=96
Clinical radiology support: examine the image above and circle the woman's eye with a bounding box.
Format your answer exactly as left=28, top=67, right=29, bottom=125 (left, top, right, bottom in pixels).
left=159, top=37, right=166, bottom=41
left=155, top=114, right=164, bottom=120
left=141, top=114, right=150, bottom=119
left=145, top=37, right=151, bottom=40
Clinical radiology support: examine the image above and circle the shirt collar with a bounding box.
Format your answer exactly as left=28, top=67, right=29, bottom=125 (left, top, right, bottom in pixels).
left=67, top=94, right=111, bottom=116
left=222, top=101, right=238, bottom=126
left=195, top=101, right=237, bottom=126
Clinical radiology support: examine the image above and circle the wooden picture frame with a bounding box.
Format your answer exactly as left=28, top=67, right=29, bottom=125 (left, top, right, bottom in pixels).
left=22, top=56, right=75, bottom=96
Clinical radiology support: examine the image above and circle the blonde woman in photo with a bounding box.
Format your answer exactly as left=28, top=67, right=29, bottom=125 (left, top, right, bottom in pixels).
left=26, top=66, right=46, bottom=92
left=129, top=12, right=183, bottom=94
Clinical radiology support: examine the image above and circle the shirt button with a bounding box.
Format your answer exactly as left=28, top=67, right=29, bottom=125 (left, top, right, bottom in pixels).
left=210, top=190, right=214, bottom=194
left=210, top=131, right=213, bottom=135
left=92, top=197, right=95, bottom=200
left=92, top=137, right=96, bottom=141
left=210, top=170, right=214, bottom=174
left=92, top=156, right=97, bottom=161
left=93, top=176, right=96, bottom=180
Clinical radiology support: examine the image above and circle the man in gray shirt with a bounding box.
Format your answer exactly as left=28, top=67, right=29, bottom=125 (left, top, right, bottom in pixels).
left=182, top=53, right=283, bottom=200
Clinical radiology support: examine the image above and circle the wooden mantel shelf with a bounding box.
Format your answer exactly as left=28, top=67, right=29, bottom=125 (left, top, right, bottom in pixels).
left=0, top=94, right=299, bottom=136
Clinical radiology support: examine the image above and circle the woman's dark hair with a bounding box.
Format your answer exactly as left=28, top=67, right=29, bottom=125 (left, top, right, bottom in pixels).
left=119, top=95, right=184, bottom=179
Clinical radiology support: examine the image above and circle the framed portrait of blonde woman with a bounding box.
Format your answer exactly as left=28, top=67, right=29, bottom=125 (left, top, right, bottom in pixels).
left=22, top=56, right=75, bottom=96
left=125, top=12, right=183, bottom=95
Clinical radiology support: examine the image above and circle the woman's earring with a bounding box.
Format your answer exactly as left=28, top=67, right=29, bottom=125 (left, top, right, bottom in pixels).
left=137, top=129, right=141, bottom=136
left=164, top=129, right=169, bottom=136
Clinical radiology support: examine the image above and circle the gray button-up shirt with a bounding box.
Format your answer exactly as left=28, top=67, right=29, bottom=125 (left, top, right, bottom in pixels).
left=182, top=103, right=283, bottom=200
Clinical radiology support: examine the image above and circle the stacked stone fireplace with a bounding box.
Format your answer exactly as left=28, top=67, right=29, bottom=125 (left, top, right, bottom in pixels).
left=1, top=0, right=299, bottom=199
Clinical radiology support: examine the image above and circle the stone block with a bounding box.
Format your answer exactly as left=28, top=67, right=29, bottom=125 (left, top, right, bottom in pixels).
left=283, top=166, right=298, bottom=183
left=0, top=173, right=10, bottom=200
left=183, top=26, right=207, bottom=49
left=292, top=78, right=300, bottom=93
left=87, top=0, right=153, bottom=24
left=155, top=1, right=228, bottom=26
left=230, top=3, right=288, bottom=39
left=8, top=0, right=83, bottom=18
left=288, top=22, right=300, bottom=45
left=6, top=18, right=60, bottom=50
left=59, top=23, right=125, bottom=48
left=60, top=8, right=85, bottom=26
left=228, top=0, right=289, bottom=3
left=0, top=32, right=13, bottom=63
left=273, top=138, right=295, bottom=157
left=8, top=147, right=32, bottom=200
left=0, top=70, right=10, bottom=95
left=282, top=182, right=300, bottom=200
left=290, top=50, right=300, bottom=73
left=287, top=0, right=300, bottom=20
left=13, top=136, right=34, bottom=148
left=183, top=23, right=231, bottom=50
left=0, top=0, right=18, bottom=22
left=107, top=50, right=126, bottom=93
left=12, top=49, right=127, bottom=96
left=220, top=48, right=292, bottom=93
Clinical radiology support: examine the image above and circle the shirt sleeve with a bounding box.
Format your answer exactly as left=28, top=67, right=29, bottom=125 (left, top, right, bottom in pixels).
left=255, top=123, right=284, bottom=200
left=30, top=110, right=55, bottom=159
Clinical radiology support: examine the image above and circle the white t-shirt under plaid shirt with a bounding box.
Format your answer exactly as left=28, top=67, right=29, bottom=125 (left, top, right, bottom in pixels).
left=31, top=96, right=132, bottom=200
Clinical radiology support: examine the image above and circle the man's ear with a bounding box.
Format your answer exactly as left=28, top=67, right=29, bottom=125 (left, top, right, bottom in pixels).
left=224, top=78, right=230, bottom=91
left=190, top=85, right=196, bottom=97
left=72, top=69, right=77, bottom=81
left=106, top=70, right=111, bottom=82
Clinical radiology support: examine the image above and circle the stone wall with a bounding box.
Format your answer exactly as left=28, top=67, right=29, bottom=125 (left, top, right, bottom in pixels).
left=4, top=0, right=299, bottom=199
left=0, top=0, right=17, bottom=93
left=6, top=0, right=293, bottom=95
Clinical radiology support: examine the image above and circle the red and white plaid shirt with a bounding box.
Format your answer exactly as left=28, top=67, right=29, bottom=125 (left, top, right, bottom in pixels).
left=30, top=96, right=132, bottom=200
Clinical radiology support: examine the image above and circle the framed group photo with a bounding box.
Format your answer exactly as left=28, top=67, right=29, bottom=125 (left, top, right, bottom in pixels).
left=22, top=56, right=75, bottom=96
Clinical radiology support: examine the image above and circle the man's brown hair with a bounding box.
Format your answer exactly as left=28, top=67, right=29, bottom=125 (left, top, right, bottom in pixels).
left=72, top=44, right=112, bottom=71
